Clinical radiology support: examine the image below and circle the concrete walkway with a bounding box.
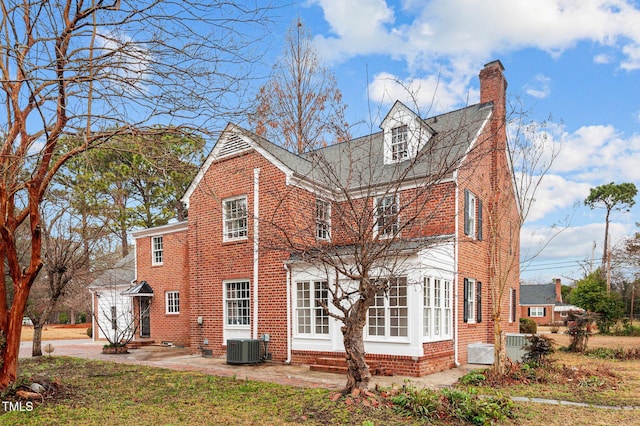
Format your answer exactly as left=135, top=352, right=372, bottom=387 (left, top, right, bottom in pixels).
left=19, top=339, right=471, bottom=391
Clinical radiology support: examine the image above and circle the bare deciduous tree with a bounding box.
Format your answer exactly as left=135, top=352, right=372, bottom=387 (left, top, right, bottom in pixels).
left=481, top=101, right=561, bottom=375
left=249, top=20, right=351, bottom=154
left=0, top=0, right=272, bottom=388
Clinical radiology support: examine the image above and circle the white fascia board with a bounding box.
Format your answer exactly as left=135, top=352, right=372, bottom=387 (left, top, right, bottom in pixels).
left=131, top=221, right=188, bottom=239
left=458, top=109, right=492, bottom=169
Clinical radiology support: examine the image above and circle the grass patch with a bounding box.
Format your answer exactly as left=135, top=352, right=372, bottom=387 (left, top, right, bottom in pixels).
left=2, top=357, right=411, bottom=425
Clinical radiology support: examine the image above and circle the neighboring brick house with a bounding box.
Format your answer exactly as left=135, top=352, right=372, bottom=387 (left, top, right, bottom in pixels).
left=520, top=279, right=582, bottom=325
left=130, top=60, right=520, bottom=376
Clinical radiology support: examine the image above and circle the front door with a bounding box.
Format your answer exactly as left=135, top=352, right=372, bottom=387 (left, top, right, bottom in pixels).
left=139, top=297, right=151, bottom=338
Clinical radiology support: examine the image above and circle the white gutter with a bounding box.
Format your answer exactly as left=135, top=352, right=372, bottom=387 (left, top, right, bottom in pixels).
left=453, top=170, right=461, bottom=367
left=253, top=168, right=260, bottom=340
left=90, top=290, right=96, bottom=342
left=284, top=263, right=292, bottom=364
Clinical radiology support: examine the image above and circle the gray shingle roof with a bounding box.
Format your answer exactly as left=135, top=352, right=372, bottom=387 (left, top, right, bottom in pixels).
left=88, top=253, right=135, bottom=289
left=240, top=101, right=493, bottom=191
left=520, top=283, right=557, bottom=305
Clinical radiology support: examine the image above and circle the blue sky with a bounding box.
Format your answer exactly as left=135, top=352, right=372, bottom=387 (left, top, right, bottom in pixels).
left=262, top=0, right=640, bottom=284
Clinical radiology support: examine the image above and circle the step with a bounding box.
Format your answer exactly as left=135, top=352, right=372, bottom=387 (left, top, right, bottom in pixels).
left=128, top=339, right=155, bottom=348
left=309, top=364, right=348, bottom=374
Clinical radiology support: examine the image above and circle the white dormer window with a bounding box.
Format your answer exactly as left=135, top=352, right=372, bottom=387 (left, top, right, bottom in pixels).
left=391, top=125, right=408, bottom=161
left=381, top=101, right=433, bottom=165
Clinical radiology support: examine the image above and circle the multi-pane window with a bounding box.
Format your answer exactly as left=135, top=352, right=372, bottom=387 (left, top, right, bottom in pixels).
left=375, top=195, right=399, bottom=237
left=295, top=281, right=329, bottom=336
left=225, top=281, right=250, bottom=325
left=152, top=236, right=163, bottom=265
left=166, top=291, right=180, bottom=314
left=464, top=190, right=476, bottom=238
left=368, top=277, right=408, bottom=338
left=423, top=277, right=452, bottom=340
left=316, top=199, right=331, bottom=240
left=529, top=307, right=545, bottom=317
left=464, top=278, right=476, bottom=323
left=223, top=196, right=248, bottom=241
left=391, top=125, right=408, bottom=161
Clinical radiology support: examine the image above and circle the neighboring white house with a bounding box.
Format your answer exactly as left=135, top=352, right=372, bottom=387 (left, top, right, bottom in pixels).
left=88, top=253, right=137, bottom=342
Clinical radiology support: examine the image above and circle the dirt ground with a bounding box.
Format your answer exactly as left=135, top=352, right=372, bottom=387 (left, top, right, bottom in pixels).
left=20, top=323, right=91, bottom=342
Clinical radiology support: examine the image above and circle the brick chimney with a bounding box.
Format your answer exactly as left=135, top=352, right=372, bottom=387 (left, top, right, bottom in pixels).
left=479, top=60, right=508, bottom=193
left=479, top=60, right=507, bottom=142
left=554, top=278, right=562, bottom=303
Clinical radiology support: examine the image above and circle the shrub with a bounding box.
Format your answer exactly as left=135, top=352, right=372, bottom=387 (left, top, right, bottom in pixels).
left=86, top=327, right=93, bottom=338
left=391, top=384, right=514, bottom=425
left=459, top=370, right=487, bottom=386
left=519, top=318, right=537, bottom=334
left=522, top=334, right=555, bottom=366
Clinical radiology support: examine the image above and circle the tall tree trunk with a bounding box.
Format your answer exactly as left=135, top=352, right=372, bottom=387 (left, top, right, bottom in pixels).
left=341, top=298, right=371, bottom=393
left=0, top=283, right=30, bottom=388
left=32, top=324, right=43, bottom=357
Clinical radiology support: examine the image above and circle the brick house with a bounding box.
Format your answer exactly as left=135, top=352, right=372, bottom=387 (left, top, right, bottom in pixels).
left=127, top=60, right=520, bottom=376
left=520, top=278, right=582, bottom=325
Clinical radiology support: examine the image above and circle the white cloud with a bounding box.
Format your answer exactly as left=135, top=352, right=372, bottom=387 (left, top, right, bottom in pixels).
left=367, top=71, right=474, bottom=117
left=524, top=174, right=590, bottom=223
left=524, top=74, right=551, bottom=99
left=310, top=0, right=640, bottom=80
left=520, top=221, right=632, bottom=282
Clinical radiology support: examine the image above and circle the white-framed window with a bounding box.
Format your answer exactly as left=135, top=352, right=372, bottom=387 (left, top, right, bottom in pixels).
left=368, top=277, right=408, bottom=339
left=166, top=291, right=180, bottom=314
left=152, top=236, right=163, bottom=265
left=391, top=125, right=409, bottom=161
left=295, top=281, right=329, bottom=336
left=464, top=278, right=476, bottom=323
left=375, top=195, right=399, bottom=238
left=529, top=307, right=545, bottom=317
left=509, top=288, right=517, bottom=323
left=464, top=190, right=476, bottom=238
left=223, top=196, right=248, bottom=241
left=316, top=199, right=331, bottom=240
left=423, top=277, right=452, bottom=340
left=225, top=280, right=250, bottom=326
left=560, top=311, right=568, bottom=318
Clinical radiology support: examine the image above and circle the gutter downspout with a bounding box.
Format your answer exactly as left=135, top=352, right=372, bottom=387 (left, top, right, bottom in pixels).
left=453, top=170, right=461, bottom=367
left=90, top=290, right=96, bottom=342
left=253, top=168, right=260, bottom=340
left=284, top=263, right=292, bottom=364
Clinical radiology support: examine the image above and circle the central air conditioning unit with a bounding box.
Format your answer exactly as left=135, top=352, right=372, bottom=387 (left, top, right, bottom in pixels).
left=226, top=339, right=261, bottom=364
left=505, top=333, right=531, bottom=363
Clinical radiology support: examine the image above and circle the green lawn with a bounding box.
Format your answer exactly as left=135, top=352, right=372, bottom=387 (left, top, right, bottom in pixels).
left=3, top=343, right=640, bottom=425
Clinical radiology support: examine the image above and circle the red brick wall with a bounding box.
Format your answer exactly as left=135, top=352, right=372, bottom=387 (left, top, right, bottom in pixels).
left=187, top=152, right=295, bottom=360
left=135, top=227, right=190, bottom=346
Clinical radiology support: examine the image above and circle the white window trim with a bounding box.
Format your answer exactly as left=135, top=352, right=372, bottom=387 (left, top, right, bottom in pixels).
left=466, top=278, right=476, bottom=324
left=423, top=277, right=453, bottom=341
left=152, top=236, right=163, bottom=266
left=223, top=196, right=248, bottom=242
left=224, top=280, right=251, bottom=327
left=374, top=194, right=399, bottom=238
left=366, top=277, right=409, bottom=342
left=465, top=190, right=476, bottom=239
left=390, top=125, right=409, bottom=161
left=294, top=280, right=330, bottom=338
left=530, top=307, right=545, bottom=317
left=165, top=291, right=180, bottom=314
left=315, top=199, right=331, bottom=241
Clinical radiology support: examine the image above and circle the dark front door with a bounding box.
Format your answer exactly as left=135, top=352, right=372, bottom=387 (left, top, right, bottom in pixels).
left=140, top=297, right=151, bottom=338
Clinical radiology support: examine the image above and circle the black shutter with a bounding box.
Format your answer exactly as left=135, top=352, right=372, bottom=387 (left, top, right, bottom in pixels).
left=463, top=278, right=469, bottom=323
left=476, top=281, right=482, bottom=322
left=543, top=307, right=546, bottom=316
left=464, top=190, right=470, bottom=235
left=527, top=307, right=531, bottom=317
left=477, top=199, right=483, bottom=241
